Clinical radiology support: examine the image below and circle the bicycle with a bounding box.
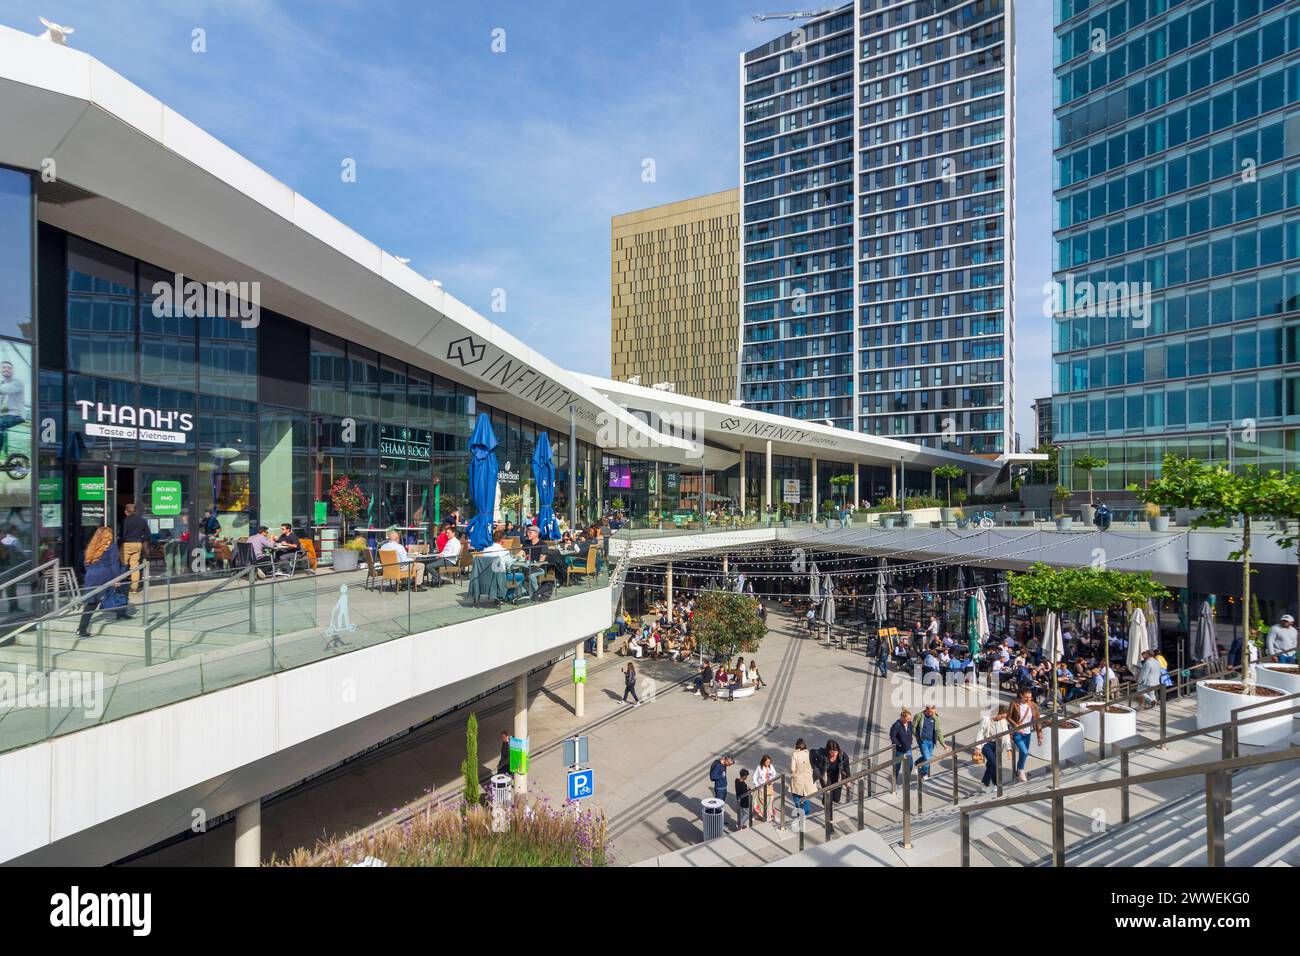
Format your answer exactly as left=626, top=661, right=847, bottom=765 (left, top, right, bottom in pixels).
left=0, top=415, right=29, bottom=481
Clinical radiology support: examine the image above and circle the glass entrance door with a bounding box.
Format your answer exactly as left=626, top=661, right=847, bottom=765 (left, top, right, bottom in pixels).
left=72, top=464, right=111, bottom=572
left=140, top=470, right=192, bottom=581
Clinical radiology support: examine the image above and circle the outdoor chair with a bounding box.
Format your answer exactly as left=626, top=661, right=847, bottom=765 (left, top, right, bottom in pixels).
left=296, top=537, right=318, bottom=570
left=567, top=547, right=599, bottom=586
left=378, top=548, right=416, bottom=594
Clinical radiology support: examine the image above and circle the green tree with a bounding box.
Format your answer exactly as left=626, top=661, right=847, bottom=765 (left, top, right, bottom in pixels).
left=933, top=464, right=965, bottom=507
left=1270, top=471, right=1300, bottom=645
left=1072, top=454, right=1108, bottom=505
left=829, top=473, right=854, bottom=507
left=1030, top=443, right=1059, bottom=485
left=690, top=590, right=766, bottom=662
left=461, top=712, right=481, bottom=806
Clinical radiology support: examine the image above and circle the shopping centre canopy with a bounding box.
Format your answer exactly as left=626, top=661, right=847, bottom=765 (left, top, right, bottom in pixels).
left=0, top=25, right=730, bottom=470
left=580, top=375, right=1007, bottom=475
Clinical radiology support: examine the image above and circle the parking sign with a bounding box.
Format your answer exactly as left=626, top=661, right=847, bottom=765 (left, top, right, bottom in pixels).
left=567, top=768, right=595, bottom=801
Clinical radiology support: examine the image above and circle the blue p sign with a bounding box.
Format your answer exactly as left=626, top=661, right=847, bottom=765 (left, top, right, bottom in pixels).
left=567, top=768, right=594, bottom=801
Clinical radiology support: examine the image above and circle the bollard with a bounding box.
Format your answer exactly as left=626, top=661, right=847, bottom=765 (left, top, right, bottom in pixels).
left=1158, top=685, right=1168, bottom=748
left=489, top=773, right=513, bottom=833
left=701, top=797, right=725, bottom=842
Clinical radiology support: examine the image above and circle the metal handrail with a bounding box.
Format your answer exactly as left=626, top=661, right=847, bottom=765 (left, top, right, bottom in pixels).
left=960, top=745, right=1300, bottom=867
left=1, top=563, right=140, bottom=650
left=0, top=557, right=57, bottom=592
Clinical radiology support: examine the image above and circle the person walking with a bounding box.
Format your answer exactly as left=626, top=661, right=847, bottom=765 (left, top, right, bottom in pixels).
left=875, top=636, right=890, bottom=677
left=789, top=739, right=816, bottom=824
left=119, top=502, right=150, bottom=594
left=889, top=709, right=914, bottom=785
left=811, top=739, right=851, bottom=805
left=978, top=708, right=1010, bottom=791
left=76, top=527, right=134, bottom=637
left=1007, top=689, right=1042, bottom=784
left=622, top=662, right=641, bottom=706
left=752, top=754, right=779, bottom=825
left=911, top=704, right=945, bottom=779
left=734, top=769, right=752, bottom=830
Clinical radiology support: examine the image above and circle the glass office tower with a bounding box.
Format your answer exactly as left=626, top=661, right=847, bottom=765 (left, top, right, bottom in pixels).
left=1052, top=0, right=1300, bottom=492
left=741, top=0, right=1016, bottom=455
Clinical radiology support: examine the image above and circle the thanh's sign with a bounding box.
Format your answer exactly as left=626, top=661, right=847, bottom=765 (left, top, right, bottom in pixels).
left=75, top=401, right=193, bottom=445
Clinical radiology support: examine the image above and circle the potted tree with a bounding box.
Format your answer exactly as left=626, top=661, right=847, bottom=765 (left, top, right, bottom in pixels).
left=331, top=536, right=367, bottom=572
left=934, top=464, right=965, bottom=525
left=1144, top=501, right=1169, bottom=532
left=329, top=476, right=367, bottom=543
left=1053, top=484, right=1073, bottom=530
left=1073, top=454, right=1106, bottom=525
left=780, top=502, right=793, bottom=529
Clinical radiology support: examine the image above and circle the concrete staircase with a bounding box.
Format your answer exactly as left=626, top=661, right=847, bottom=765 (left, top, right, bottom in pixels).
left=635, top=696, right=1300, bottom=868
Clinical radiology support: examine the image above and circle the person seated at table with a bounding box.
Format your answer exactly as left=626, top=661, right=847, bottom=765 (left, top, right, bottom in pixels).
left=436, top=529, right=464, bottom=566
left=379, top=529, right=427, bottom=591
left=558, top=531, right=578, bottom=554
left=247, top=526, right=278, bottom=576
left=435, top=519, right=456, bottom=554
left=275, top=523, right=301, bottom=550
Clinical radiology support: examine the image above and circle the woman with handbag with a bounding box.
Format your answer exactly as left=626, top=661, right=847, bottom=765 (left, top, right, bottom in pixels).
left=77, top=527, right=134, bottom=637
left=752, top=754, right=779, bottom=825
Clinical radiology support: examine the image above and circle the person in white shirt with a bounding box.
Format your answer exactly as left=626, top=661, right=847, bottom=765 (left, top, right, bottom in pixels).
left=437, top=530, right=463, bottom=563
left=379, top=530, right=426, bottom=589
left=1266, top=614, right=1297, bottom=662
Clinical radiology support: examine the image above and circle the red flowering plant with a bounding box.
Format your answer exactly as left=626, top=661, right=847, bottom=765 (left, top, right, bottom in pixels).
left=329, top=476, right=368, bottom=540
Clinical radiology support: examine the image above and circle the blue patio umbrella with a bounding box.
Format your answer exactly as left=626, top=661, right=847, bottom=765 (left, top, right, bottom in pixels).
left=532, top=431, right=561, bottom=540
left=466, top=413, right=499, bottom=550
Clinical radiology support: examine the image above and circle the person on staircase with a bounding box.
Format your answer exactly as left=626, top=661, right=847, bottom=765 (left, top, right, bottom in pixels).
left=77, top=527, right=134, bottom=638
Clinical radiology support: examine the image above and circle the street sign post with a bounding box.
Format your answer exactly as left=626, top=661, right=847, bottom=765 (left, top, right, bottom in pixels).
left=562, top=735, right=589, bottom=768
left=567, top=768, right=595, bottom=801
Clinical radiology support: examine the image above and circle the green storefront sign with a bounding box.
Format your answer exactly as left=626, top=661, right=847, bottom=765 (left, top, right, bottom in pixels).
left=150, top=480, right=183, bottom=516
left=77, top=476, right=106, bottom=502
left=39, top=477, right=62, bottom=502
left=314, top=500, right=328, bottom=525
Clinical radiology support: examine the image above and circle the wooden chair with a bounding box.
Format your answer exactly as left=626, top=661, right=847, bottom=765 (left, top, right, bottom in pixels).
left=213, top=541, right=233, bottom=570
left=437, top=549, right=471, bottom=585
left=296, top=537, right=319, bottom=570
left=378, top=548, right=415, bottom=594
left=567, top=546, right=599, bottom=586
left=408, top=543, right=429, bottom=555
left=502, top=537, right=521, bottom=553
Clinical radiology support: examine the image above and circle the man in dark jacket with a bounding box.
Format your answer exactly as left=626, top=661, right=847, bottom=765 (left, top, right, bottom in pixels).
left=709, top=755, right=734, bottom=802
left=120, top=503, right=151, bottom=594
left=889, top=709, right=914, bottom=785
left=811, top=739, right=851, bottom=803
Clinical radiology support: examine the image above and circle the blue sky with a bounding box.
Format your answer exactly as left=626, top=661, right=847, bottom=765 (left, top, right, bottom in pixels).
left=1, top=0, right=1054, bottom=444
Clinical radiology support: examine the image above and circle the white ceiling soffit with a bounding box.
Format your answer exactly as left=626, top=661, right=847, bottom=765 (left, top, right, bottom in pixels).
left=0, top=26, right=718, bottom=468
left=578, top=375, right=1000, bottom=472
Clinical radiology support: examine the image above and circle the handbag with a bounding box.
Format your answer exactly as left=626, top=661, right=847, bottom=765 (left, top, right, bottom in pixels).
left=98, top=586, right=127, bottom=610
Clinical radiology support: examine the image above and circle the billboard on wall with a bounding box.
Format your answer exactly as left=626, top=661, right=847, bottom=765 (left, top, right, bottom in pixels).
left=0, top=338, right=32, bottom=509
left=608, top=463, right=631, bottom=489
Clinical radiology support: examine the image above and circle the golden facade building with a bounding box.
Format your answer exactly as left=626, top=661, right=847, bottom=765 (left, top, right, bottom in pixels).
left=611, top=189, right=739, bottom=404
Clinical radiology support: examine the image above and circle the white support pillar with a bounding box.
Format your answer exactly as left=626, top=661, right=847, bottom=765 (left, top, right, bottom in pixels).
left=765, top=440, right=773, bottom=515
left=811, top=454, right=818, bottom=516
left=666, top=561, right=673, bottom=608
left=722, top=554, right=728, bottom=577
left=853, top=462, right=860, bottom=509
left=574, top=642, right=585, bottom=718
left=234, top=799, right=261, bottom=867
left=891, top=464, right=897, bottom=501
left=596, top=624, right=604, bottom=659
left=739, top=446, right=746, bottom=516
left=513, top=673, right=528, bottom=794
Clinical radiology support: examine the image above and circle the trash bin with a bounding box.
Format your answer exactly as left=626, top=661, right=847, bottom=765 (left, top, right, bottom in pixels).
left=701, top=797, right=725, bottom=841
left=489, top=773, right=513, bottom=806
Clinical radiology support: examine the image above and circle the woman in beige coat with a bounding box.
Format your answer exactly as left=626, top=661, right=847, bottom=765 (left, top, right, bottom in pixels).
left=789, top=738, right=816, bottom=822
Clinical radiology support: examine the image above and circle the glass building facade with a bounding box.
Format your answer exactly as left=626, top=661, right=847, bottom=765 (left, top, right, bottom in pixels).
left=32, top=224, right=628, bottom=574
left=741, top=6, right=857, bottom=427
left=741, top=0, right=1016, bottom=454
left=1052, top=0, right=1300, bottom=490
left=0, top=166, right=35, bottom=593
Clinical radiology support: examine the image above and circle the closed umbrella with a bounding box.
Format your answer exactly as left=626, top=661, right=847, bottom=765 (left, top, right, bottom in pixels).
left=809, top=561, right=820, bottom=600
left=1195, top=600, right=1219, bottom=662
left=965, top=593, right=979, bottom=658
left=531, top=432, right=560, bottom=540
left=466, top=413, right=499, bottom=551
left=1041, top=610, right=1063, bottom=710
left=975, top=587, right=990, bottom=646
left=1145, top=598, right=1160, bottom=653
left=1127, top=606, right=1148, bottom=672
left=873, top=578, right=887, bottom=622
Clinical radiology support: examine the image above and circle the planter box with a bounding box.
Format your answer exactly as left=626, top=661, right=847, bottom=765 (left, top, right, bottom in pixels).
left=940, top=507, right=957, bottom=525
left=880, top=517, right=896, bottom=529
left=1028, top=720, right=1086, bottom=762
left=1054, top=516, right=1073, bottom=531
left=1196, top=680, right=1293, bottom=745
left=1078, top=505, right=1096, bottom=526
left=1256, top=663, right=1300, bottom=696
left=901, top=514, right=916, bottom=528
left=1079, top=703, right=1137, bottom=743
left=332, top=549, right=361, bottom=572
left=1148, top=516, right=1170, bottom=531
